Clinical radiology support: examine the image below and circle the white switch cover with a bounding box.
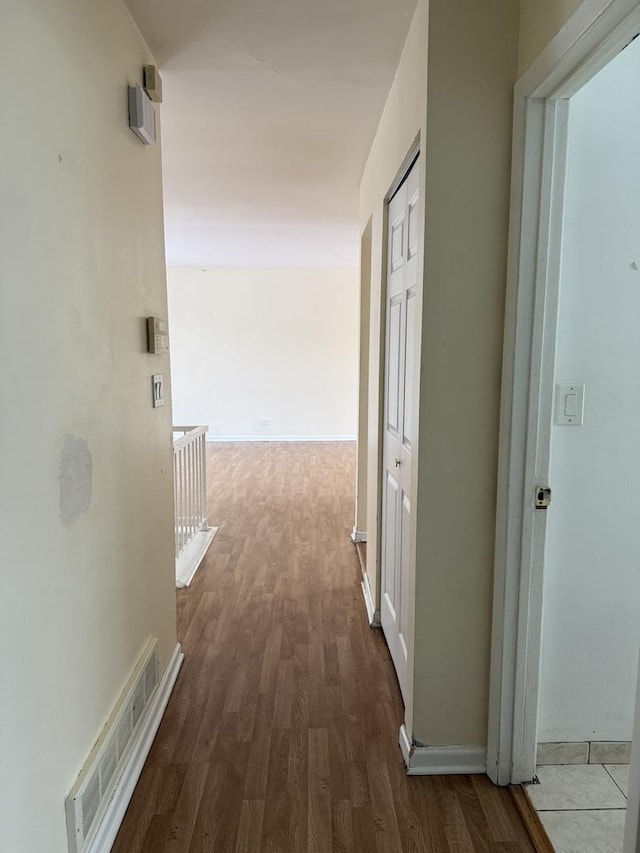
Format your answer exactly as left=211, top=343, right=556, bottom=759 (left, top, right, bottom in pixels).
left=152, top=374, right=164, bottom=408
left=555, top=383, right=585, bottom=425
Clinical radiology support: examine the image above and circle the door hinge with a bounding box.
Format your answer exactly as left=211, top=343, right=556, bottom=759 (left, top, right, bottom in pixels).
left=535, top=486, right=552, bottom=509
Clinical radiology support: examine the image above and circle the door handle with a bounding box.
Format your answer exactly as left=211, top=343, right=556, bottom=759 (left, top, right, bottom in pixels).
left=395, top=458, right=401, bottom=467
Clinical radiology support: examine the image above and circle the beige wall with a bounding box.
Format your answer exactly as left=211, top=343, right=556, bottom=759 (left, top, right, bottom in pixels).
left=519, top=0, right=584, bottom=73
left=359, top=0, right=519, bottom=748
left=412, top=0, right=519, bottom=747
left=360, top=0, right=591, bottom=753
left=0, top=2, right=176, bottom=850
left=167, top=268, right=359, bottom=439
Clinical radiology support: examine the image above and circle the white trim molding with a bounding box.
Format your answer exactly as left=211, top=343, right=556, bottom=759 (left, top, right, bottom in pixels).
left=206, top=435, right=357, bottom=443
left=361, top=574, right=381, bottom=627
left=176, top=527, right=218, bottom=588
left=518, top=0, right=640, bottom=100
left=399, top=725, right=487, bottom=775
left=385, top=135, right=421, bottom=202
left=87, top=644, right=184, bottom=853
left=350, top=527, right=367, bottom=544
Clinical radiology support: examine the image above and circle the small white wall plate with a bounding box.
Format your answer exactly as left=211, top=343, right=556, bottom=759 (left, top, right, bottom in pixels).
left=555, top=383, right=585, bottom=425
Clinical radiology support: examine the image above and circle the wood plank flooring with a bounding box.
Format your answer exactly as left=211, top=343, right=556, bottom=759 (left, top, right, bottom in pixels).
left=113, top=442, right=536, bottom=853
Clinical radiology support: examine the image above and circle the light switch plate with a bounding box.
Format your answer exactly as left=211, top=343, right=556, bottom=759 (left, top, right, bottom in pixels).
left=555, top=383, right=585, bottom=425
left=152, top=374, right=164, bottom=408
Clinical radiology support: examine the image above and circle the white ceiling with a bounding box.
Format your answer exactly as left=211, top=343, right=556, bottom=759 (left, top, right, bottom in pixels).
left=125, top=0, right=417, bottom=268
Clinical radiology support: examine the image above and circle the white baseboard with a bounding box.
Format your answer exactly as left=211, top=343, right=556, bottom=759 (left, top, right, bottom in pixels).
left=88, top=644, right=184, bottom=853
left=350, top=527, right=367, bottom=543
left=361, top=573, right=381, bottom=628
left=176, top=527, right=218, bottom=588
left=206, top=435, right=357, bottom=442
left=399, top=724, right=487, bottom=775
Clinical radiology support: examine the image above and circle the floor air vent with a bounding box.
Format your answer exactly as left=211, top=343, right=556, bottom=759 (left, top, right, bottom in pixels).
left=65, top=639, right=159, bottom=853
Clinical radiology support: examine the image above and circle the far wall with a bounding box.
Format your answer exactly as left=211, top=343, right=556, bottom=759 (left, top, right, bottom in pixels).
left=167, top=268, right=359, bottom=439
left=539, top=35, right=640, bottom=742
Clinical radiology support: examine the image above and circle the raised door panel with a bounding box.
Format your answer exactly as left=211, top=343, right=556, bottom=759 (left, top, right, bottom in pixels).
left=386, top=296, right=403, bottom=437
left=398, top=491, right=411, bottom=669
left=403, top=287, right=416, bottom=450
left=391, top=216, right=406, bottom=273
left=382, top=471, right=400, bottom=623
left=408, top=189, right=419, bottom=260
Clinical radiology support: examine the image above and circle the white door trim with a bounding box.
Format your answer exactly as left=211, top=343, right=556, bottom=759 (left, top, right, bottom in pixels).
left=386, top=138, right=421, bottom=204
left=488, top=0, right=640, bottom=788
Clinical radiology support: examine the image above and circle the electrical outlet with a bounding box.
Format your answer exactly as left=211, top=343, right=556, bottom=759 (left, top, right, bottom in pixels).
left=259, top=417, right=271, bottom=426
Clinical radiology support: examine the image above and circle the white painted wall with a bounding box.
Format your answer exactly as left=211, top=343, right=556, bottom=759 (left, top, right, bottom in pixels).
left=0, top=2, right=176, bottom=851
left=539, top=37, right=640, bottom=742
left=167, top=268, right=359, bottom=439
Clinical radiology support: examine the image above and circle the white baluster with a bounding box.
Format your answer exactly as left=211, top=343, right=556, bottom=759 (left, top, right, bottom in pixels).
left=201, top=434, right=208, bottom=530
left=173, top=427, right=211, bottom=570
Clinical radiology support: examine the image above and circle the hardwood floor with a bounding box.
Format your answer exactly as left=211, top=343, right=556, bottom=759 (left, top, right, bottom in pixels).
left=113, top=442, right=535, bottom=853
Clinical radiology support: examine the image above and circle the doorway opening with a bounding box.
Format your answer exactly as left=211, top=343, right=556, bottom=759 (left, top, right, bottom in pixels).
left=522, top=32, right=640, bottom=851
left=489, top=1, right=640, bottom=851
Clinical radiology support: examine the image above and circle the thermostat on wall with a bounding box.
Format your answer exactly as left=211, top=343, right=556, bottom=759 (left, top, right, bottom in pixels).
left=147, top=316, right=169, bottom=354
left=128, top=84, right=156, bottom=145
left=143, top=65, right=163, bottom=103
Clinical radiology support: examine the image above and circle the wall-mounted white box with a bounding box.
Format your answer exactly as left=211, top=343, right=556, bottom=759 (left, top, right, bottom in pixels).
left=128, top=84, right=156, bottom=145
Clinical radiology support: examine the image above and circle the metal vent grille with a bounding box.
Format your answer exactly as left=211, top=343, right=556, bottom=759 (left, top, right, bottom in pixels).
left=131, top=679, right=145, bottom=730
left=80, top=772, right=101, bottom=841
left=115, top=711, right=132, bottom=763
left=65, top=639, right=159, bottom=853
left=144, top=652, right=158, bottom=701
left=99, top=744, right=117, bottom=794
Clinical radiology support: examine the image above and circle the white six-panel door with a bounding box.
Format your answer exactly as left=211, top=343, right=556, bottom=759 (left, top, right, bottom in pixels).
left=381, top=157, right=419, bottom=703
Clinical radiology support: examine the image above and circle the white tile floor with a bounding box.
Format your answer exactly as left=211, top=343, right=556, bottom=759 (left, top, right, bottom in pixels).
left=524, top=764, right=630, bottom=853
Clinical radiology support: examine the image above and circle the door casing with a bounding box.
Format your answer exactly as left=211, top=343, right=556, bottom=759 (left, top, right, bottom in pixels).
left=488, top=0, right=640, bottom=814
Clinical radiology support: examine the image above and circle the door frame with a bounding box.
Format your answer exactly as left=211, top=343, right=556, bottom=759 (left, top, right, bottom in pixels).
left=369, top=136, right=422, bottom=628
left=488, top=0, right=640, bottom=789
left=379, top=150, right=420, bottom=705
left=353, top=218, right=373, bottom=547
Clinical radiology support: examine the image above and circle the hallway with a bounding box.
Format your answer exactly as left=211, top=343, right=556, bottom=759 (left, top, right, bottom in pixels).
left=113, top=442, right=535, bottom=852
